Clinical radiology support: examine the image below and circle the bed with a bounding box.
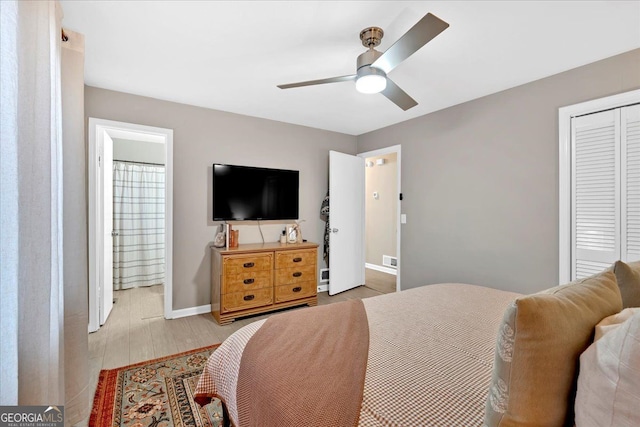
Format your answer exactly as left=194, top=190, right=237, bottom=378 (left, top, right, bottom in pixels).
left=195, top=266, right=636, bottom=427
left=195, top=283, right=520, bottom=426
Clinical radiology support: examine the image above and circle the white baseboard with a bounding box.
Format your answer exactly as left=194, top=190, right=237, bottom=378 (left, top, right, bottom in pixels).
left=317, top=284, right=328, bottom=292
left=365, top=263, right=397, bottom=276
left=169, top=304, right=211, bottom=319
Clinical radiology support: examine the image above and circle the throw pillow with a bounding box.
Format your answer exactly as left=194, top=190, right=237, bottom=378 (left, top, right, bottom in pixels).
left=611, top=260, right=640, bottom=308
left=484, top=270, right=623, bottom=427
left=574, top=308, right=640, bottom=427
left=593, top=306, right=639, bottom=340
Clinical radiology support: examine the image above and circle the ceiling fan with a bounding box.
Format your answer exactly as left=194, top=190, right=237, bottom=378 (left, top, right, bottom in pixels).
left=277, top=13, right=449, bottom=111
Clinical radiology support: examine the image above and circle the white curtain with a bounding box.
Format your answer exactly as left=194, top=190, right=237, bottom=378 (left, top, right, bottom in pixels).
left=0, top=0, right=64, bottom=405
left=112, top=161, right=166, bottom=290
left=61, top=28, right=90, bottom=424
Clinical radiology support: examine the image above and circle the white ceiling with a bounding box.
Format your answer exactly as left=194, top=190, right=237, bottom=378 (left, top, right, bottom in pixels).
left=60, top=1, right=640, bottom=136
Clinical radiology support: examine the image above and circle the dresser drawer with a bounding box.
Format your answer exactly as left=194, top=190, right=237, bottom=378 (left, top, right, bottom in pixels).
left=222, top=253, right=272, bottom=275
left=275, top=249, right=316, bottom=269
left=212, top=243, right=318, bottom=325
left=274, top=280, right=316, bottom=303
left=221, top=288, right=273, bottom=313
left=223, top=270, right=272, bottom=294
left=275, top=264, right=316, bottom=286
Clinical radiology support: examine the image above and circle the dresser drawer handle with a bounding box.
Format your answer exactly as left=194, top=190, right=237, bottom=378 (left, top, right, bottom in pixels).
left=243, top=294, right=255, bottom=301
left=293, top=257, right=302, bottom=262
left=292, top=286, right=302, bottom=293
left=292, top=272, right=302, bottom=277
left=243, top=262, right=255, bottom=268
left=243, top=278, right=254, bottom=285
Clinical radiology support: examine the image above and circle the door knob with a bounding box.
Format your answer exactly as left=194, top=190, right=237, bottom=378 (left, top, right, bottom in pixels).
left=331, top=228, right=339, bottom=233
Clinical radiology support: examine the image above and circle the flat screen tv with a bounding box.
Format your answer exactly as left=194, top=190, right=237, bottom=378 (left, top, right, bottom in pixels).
left=212, top=164, right=299, bottom=221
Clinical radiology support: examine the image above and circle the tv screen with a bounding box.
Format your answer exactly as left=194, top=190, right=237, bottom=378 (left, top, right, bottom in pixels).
left=212, top=164, right=299, bottom=221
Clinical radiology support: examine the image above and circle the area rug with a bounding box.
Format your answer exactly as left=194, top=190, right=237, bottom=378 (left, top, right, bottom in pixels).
left=90, top=344, right=223, bottom=427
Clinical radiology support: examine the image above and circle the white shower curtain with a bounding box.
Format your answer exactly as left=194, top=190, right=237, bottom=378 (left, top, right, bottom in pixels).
left=112, top=161, right=165, bottom=290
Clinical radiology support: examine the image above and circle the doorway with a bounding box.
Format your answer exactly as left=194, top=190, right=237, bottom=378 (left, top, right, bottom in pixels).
left=88, top=118, right=174, bottom=332
left=325, top=145, right=401, bottom=296
left=359, top=145, right=401, bottom=292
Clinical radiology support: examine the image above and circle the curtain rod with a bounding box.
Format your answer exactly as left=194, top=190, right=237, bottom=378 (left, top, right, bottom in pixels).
left=114, top=160, right=165, bottom=167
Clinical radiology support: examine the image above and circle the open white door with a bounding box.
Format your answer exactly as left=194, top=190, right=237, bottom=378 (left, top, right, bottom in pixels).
left=329, top=151, right=365, bottom=295
left=99, top=132, right=114, bottom=325
left=89, top=118, right=173, bottom=332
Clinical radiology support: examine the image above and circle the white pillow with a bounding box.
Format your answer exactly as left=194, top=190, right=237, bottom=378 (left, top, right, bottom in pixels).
left=594, top=308, right=639, bottom=341
left=574, top=308, right=640, bottom=427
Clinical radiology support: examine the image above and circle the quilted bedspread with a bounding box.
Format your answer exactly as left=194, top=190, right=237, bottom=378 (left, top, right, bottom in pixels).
left=195, top=283, right=521, bottom=426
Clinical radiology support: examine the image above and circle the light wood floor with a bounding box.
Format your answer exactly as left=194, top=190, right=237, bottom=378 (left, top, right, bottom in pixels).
left=364, top=268, right=396, bottom=293
left=80, top=275, right=396, bottom=426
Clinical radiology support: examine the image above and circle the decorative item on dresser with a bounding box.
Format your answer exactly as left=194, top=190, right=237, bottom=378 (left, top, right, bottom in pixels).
left=210, top=242, right=318, bottom=325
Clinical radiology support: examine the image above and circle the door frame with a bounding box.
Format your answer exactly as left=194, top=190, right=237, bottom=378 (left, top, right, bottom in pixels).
left=88, top=118, right=174, bottom=332
left=358, top=144, right=402, bottom=292
left=558, top=89, right=640, bottom=284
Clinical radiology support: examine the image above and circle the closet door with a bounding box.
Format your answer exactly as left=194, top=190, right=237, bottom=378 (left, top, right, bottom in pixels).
left=571, top=109, right=620, bottom=279
left=622, top=104, right=640, bottom=262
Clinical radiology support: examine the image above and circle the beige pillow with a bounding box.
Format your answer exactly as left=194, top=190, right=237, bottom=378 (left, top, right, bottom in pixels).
left=611, top=260, right=640, bottom=308
left=484, top=270, right=623, bottom=427
left=574, top=308, right=640, bottom=427
left=593, top=306, right=639, bottom=341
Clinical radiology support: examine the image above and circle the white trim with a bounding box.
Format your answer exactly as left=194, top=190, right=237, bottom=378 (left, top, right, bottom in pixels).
left=88, top=120, right=99, bottom=332
left=365, top=263, right=398, bottom=276
left=558, top=89, right=640, bottom=284
left=171, top=304, right=212, bottom=319
left=358, top=144, right=402, bottom=292
left=88, top=118, right=175, bottom=332
left=165, top=128, right=174, bottom=319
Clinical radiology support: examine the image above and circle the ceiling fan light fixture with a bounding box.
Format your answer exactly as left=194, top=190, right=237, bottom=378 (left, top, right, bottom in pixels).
left=277, top=12, right=449, bottom=110
left=355, top=66, right=387, bottom=94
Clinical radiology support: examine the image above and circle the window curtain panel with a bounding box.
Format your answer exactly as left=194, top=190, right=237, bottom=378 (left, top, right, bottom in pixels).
left=0, top=0, right=65, bottom=404
left=112, top=161, right=166, bottom=290
left=61, top=27, right=90, bottom=424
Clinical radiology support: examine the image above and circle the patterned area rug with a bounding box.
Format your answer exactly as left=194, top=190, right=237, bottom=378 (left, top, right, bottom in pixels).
left=90, top=345, right=223, bottom=427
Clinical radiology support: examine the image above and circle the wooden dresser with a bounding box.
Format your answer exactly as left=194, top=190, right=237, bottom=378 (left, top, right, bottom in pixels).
left=210, top=242, right=318, bottom=325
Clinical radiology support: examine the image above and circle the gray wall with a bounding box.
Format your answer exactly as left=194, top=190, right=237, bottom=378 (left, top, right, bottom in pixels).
left=365, top=153, right=397, bottom=267
left=85, top=87, right=357, bottom=310
left=113, top=138, right=166, bottom=165
left=357, top=48, right=640, bottom=295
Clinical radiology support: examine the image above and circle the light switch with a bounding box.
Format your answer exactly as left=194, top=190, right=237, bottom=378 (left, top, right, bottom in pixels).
left=373, top=191, right=379, bottom=199
left=401, top=214, right=407, bottom=224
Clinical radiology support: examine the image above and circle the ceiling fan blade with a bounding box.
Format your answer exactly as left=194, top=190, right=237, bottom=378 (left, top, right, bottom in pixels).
left=372, top=13, right=449, bottom=74
left=277, top=74, right=356, bottom=89
left=381, top=79, right=418, bottom=111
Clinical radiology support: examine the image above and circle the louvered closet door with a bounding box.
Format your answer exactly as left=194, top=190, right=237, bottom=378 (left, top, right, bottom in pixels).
left=622, top=104, right=640, bottom=262
left=571, top=109, right=621, bottom=279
